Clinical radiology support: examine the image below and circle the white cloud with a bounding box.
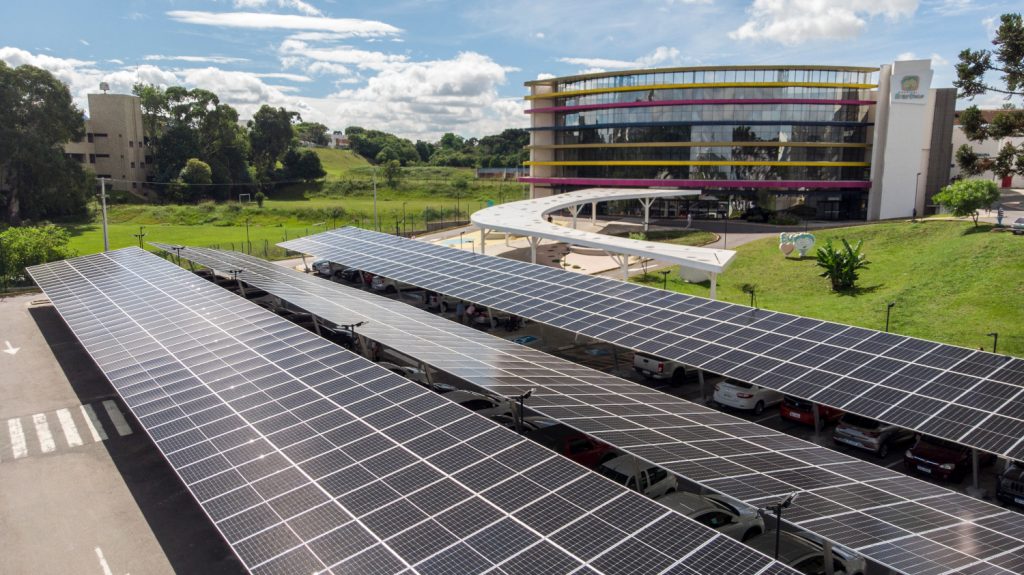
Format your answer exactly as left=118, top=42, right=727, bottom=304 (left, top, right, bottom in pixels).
left=279, top=39, right=407, bottom=70
left=233, top=0, right=321, bottom=15
left=982, top=16, right=998, bottom=38
left=108, top=59, right=124, bottom=65
left=306, top=61, right=352, bottom=76
left=144, top=54, right=250, bottom=64
left=536, top=72, right=556, bottom=80
left=931, top=53, right=949, bottom=67
left=667, top=0, right=713, bottom=4
left=535, top=32, right=545, bottom=39
left=897, top=51, right=917, bottom=61
left=234, top=0, right=269, bottom=8
left=729, top=0, right=919, bottom=46
left=79, top=39, right=90, bottom=46
left=558, top=46, right=684, bottom=70
left=934, top=0, right=976, bottom=16
left=895, top=51, right=948, bottom=67
left=252, top=72, right=313, bottom=82
left=166, top=11, right=401, bottom=38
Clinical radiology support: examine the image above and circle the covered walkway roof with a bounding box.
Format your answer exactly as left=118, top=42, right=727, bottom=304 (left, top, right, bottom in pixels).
left=470, top=188, right=736, bottom=297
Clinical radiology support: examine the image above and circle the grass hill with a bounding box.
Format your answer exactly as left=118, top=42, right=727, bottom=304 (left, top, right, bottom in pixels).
left=633, top=221, right=1024, bottom=356
left=312, top=147, right=372, bottom=177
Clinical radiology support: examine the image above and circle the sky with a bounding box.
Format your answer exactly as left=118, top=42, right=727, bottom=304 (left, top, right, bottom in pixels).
left=0, top=0, right=1015, bottom=140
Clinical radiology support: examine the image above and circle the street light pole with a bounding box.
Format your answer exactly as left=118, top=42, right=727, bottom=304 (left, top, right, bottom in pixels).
left=913, top=172, right=922, bottom=221
left=511, top=389, right=534, bottom=434
left=245, top=218, right=251, bottom=254
left=987, top=332, right=998, bottom=354
left=372, top=166, right=379, bottom=232
left=402, top=202, right=408, bottom=235
left=758, top=492, right=800, bottom=560
left=133, top=226, right=146, bottom=249
left=885, top=302, right=896, bottom=332
left=99, top=177, right=110, bottom=252
left=659, top=269, right=670, bottom=290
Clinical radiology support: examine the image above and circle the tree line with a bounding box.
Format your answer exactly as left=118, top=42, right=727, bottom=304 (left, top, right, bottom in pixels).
left=345, top=127, right=529, bottom=168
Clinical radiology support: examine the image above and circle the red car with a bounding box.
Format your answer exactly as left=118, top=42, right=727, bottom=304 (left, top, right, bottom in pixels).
left=779, top=396, right=843, bottom=426
left=525, top=424, right=617, bottom=468
left=904, top=435, right=995, bottom=482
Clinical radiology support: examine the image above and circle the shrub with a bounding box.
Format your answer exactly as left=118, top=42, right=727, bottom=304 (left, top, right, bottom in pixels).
left=816, top=238, right=869, bottom=291
left=932, top=179, right=1000, bottom=226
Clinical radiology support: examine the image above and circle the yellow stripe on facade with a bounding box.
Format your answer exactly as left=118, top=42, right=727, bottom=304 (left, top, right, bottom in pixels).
left=525, top=82, right=878, bottom=100
left=525, top=160, right=871, bottom=167
left=526, top=142, right=869, bottom=150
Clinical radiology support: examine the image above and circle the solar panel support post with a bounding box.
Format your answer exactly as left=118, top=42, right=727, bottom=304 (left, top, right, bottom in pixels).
left=812, top=403, right=822, bottom=444
left=310, top=315, right=322, bottom=337
left=969, top=449, right=983, bottom=496
left=300, top=253, right=309, bottom=273
left=823, top=541, right=835, bottom=575
left=698, top=369, right=708, bottom=402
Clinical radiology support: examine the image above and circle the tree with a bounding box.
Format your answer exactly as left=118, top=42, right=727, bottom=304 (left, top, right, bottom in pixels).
left=294, top=122, right=329, bottom=146
left=0, top=225, right=76, bottom=285
left=249, top=105, right=299, bottom=179
left=0, top=62, right=91, bottom=224
left=954, top=13, right=1024, bottom=178
left=179, top=158, right=213, bottom=202
left=816, top=238, right=869, bottom=291
left=382, top=159, right=402, bottom=189
left=282, top=148, right=326, bottom=181
left=955, top=144, right=985, bottom=177
left=932, top=179, right=1000, bottom=226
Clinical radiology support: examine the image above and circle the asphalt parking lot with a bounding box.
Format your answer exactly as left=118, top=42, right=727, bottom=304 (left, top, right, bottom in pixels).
left=0, top=292, right=242, bottom=575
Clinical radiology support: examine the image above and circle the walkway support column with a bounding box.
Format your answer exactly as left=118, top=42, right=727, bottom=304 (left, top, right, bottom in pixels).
left=606, top=252, right=630, bottom=281
left=568, top=204, right=583, bottom=229
left=528, top=236, right=542, bottom=264
left=639, top=198, right=656, bottom=232
left=479, top=227, right=486, bottom=255
left=709, top=272, right=718, bottom=300
left=591, top=201, right=597, bottom=224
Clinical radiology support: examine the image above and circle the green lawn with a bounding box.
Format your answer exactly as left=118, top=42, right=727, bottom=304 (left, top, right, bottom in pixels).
left=633, top=221, right=1024, bottom=356
left=312, top=148, right=371, bottom=177
left=65, top=222, right=319, bottom=256
left=612, top=229, right=718, bottom=246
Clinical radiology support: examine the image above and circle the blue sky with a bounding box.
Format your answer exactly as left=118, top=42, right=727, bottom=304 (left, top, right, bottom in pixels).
left=0, top=0, right=1013, bottom=139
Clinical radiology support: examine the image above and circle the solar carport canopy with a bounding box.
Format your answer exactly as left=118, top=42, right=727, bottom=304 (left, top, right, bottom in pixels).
left=280, top=228, right=1024, bottom=462
left=166, top=245, right=1024, bottom=575
left=27, top=248, right=795, bottom=575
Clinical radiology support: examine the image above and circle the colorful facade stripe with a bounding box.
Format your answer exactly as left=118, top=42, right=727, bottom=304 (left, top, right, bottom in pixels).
left=526, top=98, right=877, bottom=114
left=520, top=177, right=873, bottom=189
left=525, top=82, right=879, bottom=100
left=526, top=141, right=870, bottom=149
left=525, top=160, right=871, bottom=168
left=527, top=120, right=873, bottom=131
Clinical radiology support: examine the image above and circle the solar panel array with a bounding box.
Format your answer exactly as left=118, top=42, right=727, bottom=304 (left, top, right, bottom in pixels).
left=280, top=228, right=1024, bottom=463
left=168, top=245, right=1024, bottom=575
left=28, top=247, right=793, bottom=575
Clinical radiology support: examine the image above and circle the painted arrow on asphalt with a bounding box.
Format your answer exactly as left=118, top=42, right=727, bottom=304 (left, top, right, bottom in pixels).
left=3, top=341, right=20, bottom=355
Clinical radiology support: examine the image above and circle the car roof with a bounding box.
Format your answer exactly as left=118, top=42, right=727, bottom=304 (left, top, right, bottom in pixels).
left=655, top=491, right=716, bottom=516
left=746, top=531, right=820, bottom=564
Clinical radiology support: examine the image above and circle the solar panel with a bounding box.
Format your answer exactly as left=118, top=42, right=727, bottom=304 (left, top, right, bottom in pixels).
left=167, top=245, right=1024, bottom=575
left=279, top=228, right=1024, bottom=462
left=28, top=247, right=790, bottom=575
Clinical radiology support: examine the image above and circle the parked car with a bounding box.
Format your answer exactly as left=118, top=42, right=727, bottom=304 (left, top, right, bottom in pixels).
left=490, top=414, right=561, bottom=434
left=440, top=390, right=512, bottom=418
left=337, top=268, right=363, bottom=283
left=655, top=491, right=764, bottom=541
left=780, top=396, right=843, bottom=426
left=904, top=435, right=995, bottom=482
left=996, top=460, right=1024, bottom=508
left=370, top=275, right=418, bottom=294
left=634, top=352, right=688, bottom=385
left=378, top=361, right=431, bottom=385
left=596, top=455, right=677, bottom=498
left=833, top=413, right=914, bottom=458
left=746, top=530, right=865, bottom=575
left=312, top=259, right=346, bottom=278
left=525, top=424, right=617, bottom=468
left=1011, top=217, right=1024, bottom=235
left=713, top=380, right=783, bottom=415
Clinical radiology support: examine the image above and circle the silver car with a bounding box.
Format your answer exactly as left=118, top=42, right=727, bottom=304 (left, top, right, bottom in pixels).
left=746, top=530, right=865, bottom=575
left=655, top=491, right=764, bottom=541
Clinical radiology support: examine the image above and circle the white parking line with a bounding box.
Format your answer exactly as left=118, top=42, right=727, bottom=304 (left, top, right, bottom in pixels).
left=33, top=413, right=56, bottom=453
left=80, top=404, right=107, bottom=442
left=885, top=459, right=905, bottom=469
left=94, top=546, right=114, bottom=575
left=56, top=408, right=83, bottom=447
left=102, top=401, right=132, bottom=436
left=8, top=418, right=27, bottom=459
left=754, top=414, right=779, bottom=424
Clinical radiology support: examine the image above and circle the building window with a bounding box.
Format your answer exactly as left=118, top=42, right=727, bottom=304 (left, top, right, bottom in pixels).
left=93, top=133, right=108, bottom=138
left=130, top=162, right=135, bottom=168
left=95, top=153, right=110, bottom=159
left=89, top=154, right=96, bottom=164
left=132, top=182, right=137, bottom=189
left=129, top=140, right=134, bottom=148
left=87, top=133, right=94, bottom=143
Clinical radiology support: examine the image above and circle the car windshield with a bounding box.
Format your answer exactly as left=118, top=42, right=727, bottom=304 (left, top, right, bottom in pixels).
left=709, top=497, right=739, bottom=515
left=919, top=435, right=964, bottom=451
left=725, top=380, right=752, bottom=390
left=841, top=413, right=880, bottom=429
left=597, top=465, right=630, bottom=486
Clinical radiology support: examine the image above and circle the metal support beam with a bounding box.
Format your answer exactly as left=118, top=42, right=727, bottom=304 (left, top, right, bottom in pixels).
left=639, top=198, right=655, bottom=232
left=823, top=540, right=835, bottom=575
left=528, top=236, right=542, bottom=264
left=698, top=370, right=708, bottom=403
left=812, top=403, right=822, bottom=444
left=300, top=253, right=309, bottom=273
left=311, top=315, right=322, bottom=337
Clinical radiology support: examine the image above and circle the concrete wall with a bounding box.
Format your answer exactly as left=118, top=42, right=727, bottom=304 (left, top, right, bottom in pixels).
left=63, top=93, right=148, bottom=193
left=528, top=84, right=555, bottom=198
left=951, top=128, right=1024, bottom=188
left=877, top=60, right=934, bottom=220
left=921, top=88, right=956, bottom=212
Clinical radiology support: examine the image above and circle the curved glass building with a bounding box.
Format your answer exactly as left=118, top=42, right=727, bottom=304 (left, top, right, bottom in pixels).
left=522, top=64, right=955, bottom=221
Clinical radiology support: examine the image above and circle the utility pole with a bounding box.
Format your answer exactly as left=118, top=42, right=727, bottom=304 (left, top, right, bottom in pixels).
left=372, top=166, right=379, bottom=232
left=99, top=177, right=110, bottom=252
left=133, top=226, right=146, bottom=249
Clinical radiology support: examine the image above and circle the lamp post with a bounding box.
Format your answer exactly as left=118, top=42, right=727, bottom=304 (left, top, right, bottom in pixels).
left=372, top=166, right=379, bottom=231
left=402, top=201, right=408, bottom=235
left=987, top=332, right=998, bottom=354
left=133, top=226, right=146, bottom=249
left=913, top=172, right=922, bottom=221
left=460, top=231, right=466, bottom=250
left=759, top=492, right=801, bottom=560
left=659, top=269, right=671, bottom=290
left=245, top=217, right=251, bottom=254
left=885, top=302, right=896, bottom=333
left=99, top=177, right=110, bottom=252
left=510, top=389, right=534, bottom=434
left=227, top=269, right=246, bottom=298
left=169, top=245, right=185, bottom=267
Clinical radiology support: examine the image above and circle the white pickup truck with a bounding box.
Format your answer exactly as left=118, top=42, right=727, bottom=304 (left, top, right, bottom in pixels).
left=633, top=352, right=689, bottom=385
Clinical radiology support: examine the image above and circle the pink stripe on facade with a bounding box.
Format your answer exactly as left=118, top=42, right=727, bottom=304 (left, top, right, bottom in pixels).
left=518, top=177, right=871, bottom=189
left=526, top=98, right=876, bottom=114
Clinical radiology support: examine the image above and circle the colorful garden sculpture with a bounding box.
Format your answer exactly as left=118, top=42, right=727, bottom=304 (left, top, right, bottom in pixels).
left=780, top=232, right=816, bottom=258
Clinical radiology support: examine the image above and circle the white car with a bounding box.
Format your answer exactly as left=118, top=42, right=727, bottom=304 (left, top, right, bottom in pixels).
left=370, top=275, right=417, bottom=294
left=713, top=380, right=783, bottom=415
left=655, top=491, right=764, bottom=541
left=746, top=530, right=865, bottom=575
left=596, top=455, right=677, bottom=498
left=440, top=390, right=513, bottom=418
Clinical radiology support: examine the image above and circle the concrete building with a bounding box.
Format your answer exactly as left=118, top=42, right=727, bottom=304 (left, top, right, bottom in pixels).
left=523, top=61, right=956, bottom=221
left=64, top=92, right=149, bottom=192
left=950, top=109, right=1024, bottom=188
